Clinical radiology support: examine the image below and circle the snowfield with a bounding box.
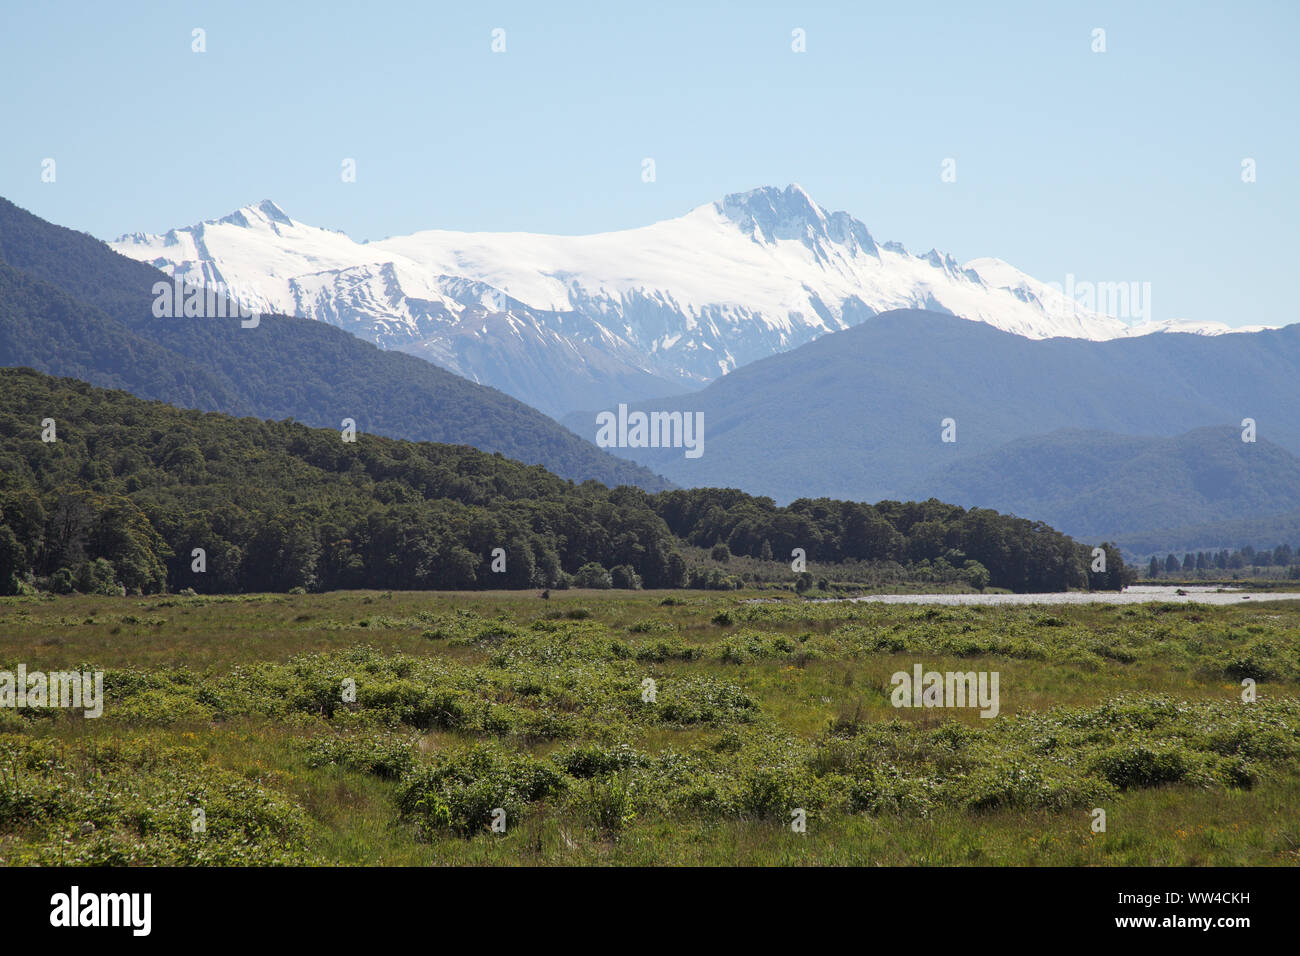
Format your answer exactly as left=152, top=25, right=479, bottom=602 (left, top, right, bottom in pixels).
left=110, top=184, right=1270, bottom=415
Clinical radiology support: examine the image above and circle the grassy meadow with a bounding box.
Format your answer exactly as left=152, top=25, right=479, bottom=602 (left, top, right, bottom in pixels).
left=1, top=588, right=1298, bottom=866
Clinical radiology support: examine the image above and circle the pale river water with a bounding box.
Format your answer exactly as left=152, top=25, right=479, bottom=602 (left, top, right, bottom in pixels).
left=819, top=585, right=1300, bottom=607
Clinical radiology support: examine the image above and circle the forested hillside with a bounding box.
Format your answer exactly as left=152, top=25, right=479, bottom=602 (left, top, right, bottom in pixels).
left=0, top=369, right=1125, bottom=595
left=0, top=260, right=249, bottom=411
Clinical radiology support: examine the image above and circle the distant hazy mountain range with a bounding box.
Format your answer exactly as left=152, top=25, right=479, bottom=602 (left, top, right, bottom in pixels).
left=560, top=311, right=1300, bottom=552
left=0, top=197, right=670, bottom=491
left=108, top=184, right=1268, bottom=418
left=926, top=426, right=1300, bottom=547
left=1108, top=509, right=1300, bottom=559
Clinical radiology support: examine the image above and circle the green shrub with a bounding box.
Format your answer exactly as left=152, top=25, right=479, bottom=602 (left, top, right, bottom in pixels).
left=305, top=731, right=417, bottom=779
left=1090, top=744, right=1202, bottom=791
left=397, top=744, right=565, bottom=837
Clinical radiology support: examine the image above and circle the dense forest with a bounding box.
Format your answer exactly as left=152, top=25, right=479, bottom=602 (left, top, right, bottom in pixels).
left=0, top=369, right=1129, bottom=596
left=653, top=488, right=1130, bottom=593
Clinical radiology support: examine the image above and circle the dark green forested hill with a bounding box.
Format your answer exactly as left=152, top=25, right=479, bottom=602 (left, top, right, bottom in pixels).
left=0, top=196, right=669, bottom=491
left=0, top=260, right=252, bottom=412
left=0, top=368, right=681, bottom=594
left=0, top=369, right=1124, bottom=595
left=649, top=487, right=1129, bottom=594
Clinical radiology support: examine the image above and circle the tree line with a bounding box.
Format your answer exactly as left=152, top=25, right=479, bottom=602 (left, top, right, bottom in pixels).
left=1146, top=546, right=1300, bottom=578
left=0, top=369, right=1129, bottom=596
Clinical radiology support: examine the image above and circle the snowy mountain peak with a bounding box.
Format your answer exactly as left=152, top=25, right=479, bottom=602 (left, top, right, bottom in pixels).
left=215, top=199, right=295, bottom=230
left=108, top=184, right=1275, bottom=418
left=719, top=183, right=820, bottom=235
left=715, top=183, right=877, bottom=256
left=112, top=200, right=302, bottom=248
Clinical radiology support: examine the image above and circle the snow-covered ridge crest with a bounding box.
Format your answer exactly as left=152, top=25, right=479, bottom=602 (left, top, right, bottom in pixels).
left=108, top=184, right=1271, bottom=417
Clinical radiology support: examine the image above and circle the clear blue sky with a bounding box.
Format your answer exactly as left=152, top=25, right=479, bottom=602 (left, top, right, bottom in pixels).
left=2, top=0, right=1295, bottom=326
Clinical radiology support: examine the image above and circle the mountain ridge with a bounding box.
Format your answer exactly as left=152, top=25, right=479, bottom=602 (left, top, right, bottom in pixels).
left=109, top=184, right=1277, bottom=417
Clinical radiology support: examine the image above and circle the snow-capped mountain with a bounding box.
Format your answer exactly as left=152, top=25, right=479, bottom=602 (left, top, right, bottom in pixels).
left=109, top=185, right=1259, bottom=417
